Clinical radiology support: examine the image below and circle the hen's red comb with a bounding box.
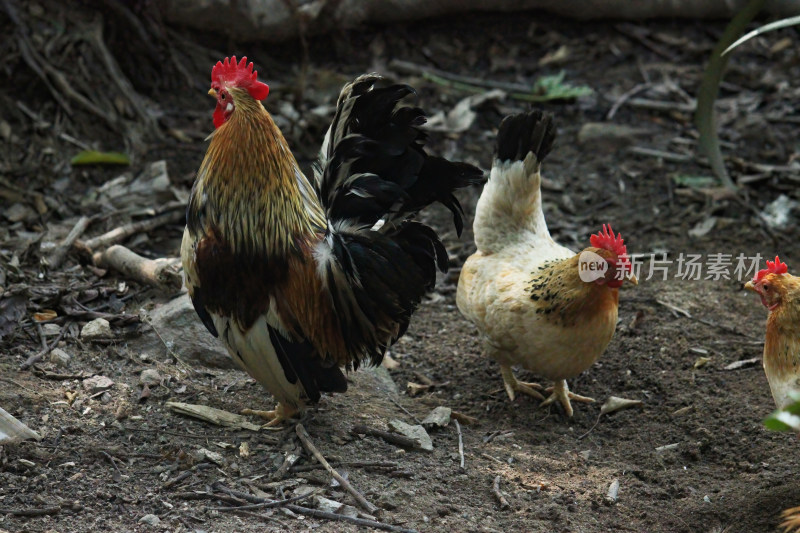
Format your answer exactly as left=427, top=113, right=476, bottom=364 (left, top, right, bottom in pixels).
left=211, top=56, right=269, bottom=101
left=754, top=255, right=789, bottom=281
left=590, top=224, right=627, bottom=258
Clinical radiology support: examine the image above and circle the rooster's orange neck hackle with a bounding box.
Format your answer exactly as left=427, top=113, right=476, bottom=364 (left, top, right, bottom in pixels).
left=193, top=56, right=323, bottom=259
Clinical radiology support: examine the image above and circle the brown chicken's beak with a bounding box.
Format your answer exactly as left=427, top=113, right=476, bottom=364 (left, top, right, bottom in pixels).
left=627, top=273, right=638, bottom=286
left=744, top=280, right=756, bottom=292
left=208, top=88, right=217, bottom=98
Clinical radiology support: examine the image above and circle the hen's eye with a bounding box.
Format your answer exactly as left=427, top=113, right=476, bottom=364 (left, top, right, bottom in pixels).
left=221, top=93, right=226, bottom=100
left=764, top=284, right=770, bottom=292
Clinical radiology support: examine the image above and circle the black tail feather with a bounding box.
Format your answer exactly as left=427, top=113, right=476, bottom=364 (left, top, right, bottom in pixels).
left=496, top=109, right=556, bottom=164
left=314, top=74, right=481, bottom=366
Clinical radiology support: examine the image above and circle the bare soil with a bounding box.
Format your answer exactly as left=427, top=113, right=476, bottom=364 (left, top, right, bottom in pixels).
left=2, top=8, right=799, bottom=533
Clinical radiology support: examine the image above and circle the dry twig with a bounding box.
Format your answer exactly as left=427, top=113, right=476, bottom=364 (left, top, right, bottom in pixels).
left=93, top=245, right=182, bottom=291
left=80, top=208, right=184, bottom=252
left=493, top=476, right=510, bottom=510
left=454, top=419, right=465, bottom=470
left=295, top=423, right=380, bottom=516
left=47, top=216, right=91, bottom=269
left=351, top=424, right=421, bottom=449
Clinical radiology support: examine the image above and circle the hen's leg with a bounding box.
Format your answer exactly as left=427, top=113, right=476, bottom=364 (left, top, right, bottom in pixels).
left=500, top=365, right=546, bottom=402
left=241, top=403, right=298, bottom=428
left=538, top=379, right=594, bottom=417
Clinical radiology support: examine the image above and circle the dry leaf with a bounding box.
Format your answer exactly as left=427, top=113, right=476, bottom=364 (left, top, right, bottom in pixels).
left=600, top=396, right=643, bottom=415
left=33, top=309, right=57, bottom=322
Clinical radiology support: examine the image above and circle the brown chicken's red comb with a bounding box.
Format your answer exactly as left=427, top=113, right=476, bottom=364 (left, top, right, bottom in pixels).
left=211, top=56, right=269, bottom=101
left=590, top=224, right=627, bottom=258
left=754, top=255, right=789, bottom=281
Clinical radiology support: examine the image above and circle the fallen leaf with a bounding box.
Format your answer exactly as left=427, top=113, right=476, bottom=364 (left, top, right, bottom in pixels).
left=600, top=396, right=643, bottom=415
left=33, top=309, right=57, bottom=322
left=724, top=357, right=760, bottom=370
left=71, top=150, right=130, bottom=166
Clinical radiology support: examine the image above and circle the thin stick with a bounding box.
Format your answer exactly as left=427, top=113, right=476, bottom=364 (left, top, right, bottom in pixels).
left=606, top=82, right=653, bottom=120
left=493, top=476, right=510, bottom=510
left=47, top=216, right=91, bottom=269
left=351, top=424, right=420, bottom=449
left=20, top=322, right=69, bottom=370
left=454, top=419, right=465, bottom=470
left=208, top=490, right=316, bottom=512
left=285, top=504, right=418, bottom=533
left=627, top=146, right=694, bottom=163
left=290, top=460, right=399, bottom=473
left=81, top=208, right=184, bottom=251
left=295, top=424, right=380, bottom=516
left=0, top=506, right=61, bottom=516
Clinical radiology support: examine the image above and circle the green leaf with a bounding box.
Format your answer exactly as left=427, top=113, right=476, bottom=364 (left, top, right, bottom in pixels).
left=724, top=15, right=800, bottom=55
left=764, top=409, right=800, bottom=431
left=71, top=150, right=131, bottom=166
left=672, top=174, right=716, bottom=188
left=524, top=71, right=593, bottom=102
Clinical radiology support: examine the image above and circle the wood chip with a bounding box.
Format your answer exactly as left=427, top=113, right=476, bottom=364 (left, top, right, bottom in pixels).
left=166, top=402, right=261, bottom=431
left=724, top=358, right=760, bottom=370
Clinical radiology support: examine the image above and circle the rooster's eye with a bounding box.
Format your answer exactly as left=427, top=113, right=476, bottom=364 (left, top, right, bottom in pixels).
left=221, top=93, right=226, bottom=100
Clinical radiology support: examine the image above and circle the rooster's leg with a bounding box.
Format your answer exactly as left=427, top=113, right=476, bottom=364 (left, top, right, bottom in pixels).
left=500, top=365, right=546, bottom=402
left=539, top=379, right=594, bottom=417
left=241, top=403, right=298, bottom=428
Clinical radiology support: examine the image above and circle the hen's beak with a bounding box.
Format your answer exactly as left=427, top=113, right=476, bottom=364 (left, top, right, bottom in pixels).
left=744, top=280, right=756, bottom=292
left=208, top=88, right=217, bottom=97
left=628, top=273, right=638, bottom=286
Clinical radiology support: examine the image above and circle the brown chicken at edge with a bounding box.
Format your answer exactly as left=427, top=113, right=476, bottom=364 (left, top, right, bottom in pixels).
left=457, top=110, right=637, bottom=417
left=744, top=256, right=800, bottom=410
left=181, top=57, right=484, bottom=425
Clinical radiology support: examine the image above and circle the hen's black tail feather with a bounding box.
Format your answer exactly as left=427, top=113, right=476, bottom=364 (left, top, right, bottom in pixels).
left=315, top=74, right=483, bottom=367
left=496, top=109, right=556, bottom=164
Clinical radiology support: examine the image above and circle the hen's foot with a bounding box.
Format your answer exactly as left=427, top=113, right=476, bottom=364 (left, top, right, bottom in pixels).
left=500, top=365, right=545, bottom=402
left=538, top=379, right=594, bottom=417
left=241, top=403, right=299, bottom=428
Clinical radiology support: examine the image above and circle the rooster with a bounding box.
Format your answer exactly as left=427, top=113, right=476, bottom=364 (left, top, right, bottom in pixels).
left=456, top=110, right=637, bottom=417
left=181, top=57, right=484, bottom=425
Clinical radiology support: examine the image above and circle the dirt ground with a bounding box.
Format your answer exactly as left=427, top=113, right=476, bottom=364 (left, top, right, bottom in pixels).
left=2, top=7, right=800, bottom=533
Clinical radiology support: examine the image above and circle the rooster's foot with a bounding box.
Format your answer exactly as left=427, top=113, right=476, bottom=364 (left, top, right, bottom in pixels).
left=538, top=379, right=594, bottom=417
left=500, top=365, right=546, bottom=402
left=241, top=403, right=299, bottom=428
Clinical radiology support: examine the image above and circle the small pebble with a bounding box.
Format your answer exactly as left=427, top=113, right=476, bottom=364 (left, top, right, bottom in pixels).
left=81, top=318, right=112, bottom=340
left=138, top=514, right=160, bottom=526
left=49, top=348, right=71, bottom=368
left=139, top=368, right=161, bottom=387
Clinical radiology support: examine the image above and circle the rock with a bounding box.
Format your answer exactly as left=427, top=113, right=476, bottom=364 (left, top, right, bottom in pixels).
left=42, top=323, right=62, bottom=336
left=191, top=447, right=225, bottom=465
left=127, top=294, right=234, bottom=369
left=49, top=348, right=71, bottom=368
left=761, top=194, right=798, bottom=229
left=577, top=122, right=647, bottom=151
left=422, top=406, right=452, bottom=429
left=81, top=318, right=112, bottom=341
left=388, top=419, right=433, bottom=452
left=82, top=375, right=114, bottom=393
left=4, top=203, right=35, bottom=223
left=139, top=369, right=161, bottom=387
left=138, top=514, right=161, bottom=526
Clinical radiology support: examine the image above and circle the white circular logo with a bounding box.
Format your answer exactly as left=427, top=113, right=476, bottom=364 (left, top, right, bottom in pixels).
left=578, top=250, right=608, bottom=283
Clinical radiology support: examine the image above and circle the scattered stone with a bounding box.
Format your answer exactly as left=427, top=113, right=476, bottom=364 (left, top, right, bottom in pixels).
left=80, top=318, right=112, bottom=341
left=606, top=478, right=620, bottom=504
left=49, top=348, right=72, bottom=368
left=42, top=323, right=62, bottom=336
left=126, top=295, right=235, bottom=369
left=422, top=406, right=452, bottom=429
left=4, top=203, right=35, bottom=223
left=688, top=216, right=717, bottom=238
left=139, top=368, right=161, bottom=387
left=388, top=419, right=433, bottom=452
left=138, top=514, right=161, bottom=526
left=82, top=375, right=114, bottom=394
left=192, top=447, right=225, bottom=466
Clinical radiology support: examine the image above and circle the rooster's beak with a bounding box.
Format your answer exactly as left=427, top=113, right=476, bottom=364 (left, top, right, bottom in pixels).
left=208, top=88, right=217, bottom=97
left=628, top=273, right=638, bottom=286
left=744, top=280, right=756, bottom=292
